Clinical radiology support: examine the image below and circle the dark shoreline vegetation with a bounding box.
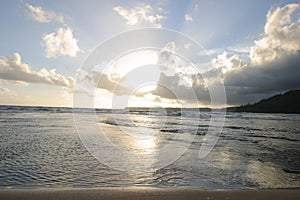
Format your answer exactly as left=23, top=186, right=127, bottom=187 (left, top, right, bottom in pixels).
left=0, top=90, right=299, bottom=114
left=228, top=90, right=300, bottom=114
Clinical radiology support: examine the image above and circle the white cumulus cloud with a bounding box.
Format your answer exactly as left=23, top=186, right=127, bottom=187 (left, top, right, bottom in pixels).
left=185, top=14, right=193, bottom=21
left=250, top=4, right=300, bottom=64
left=41, top=27, right=81, bottom=58
left=212, top=52, right=246, bottom=73
left=113, top=4, right=165, bottom=28
left=0, top=53, right=74, bottom=88
left=25, top=3, right=64, bottom=23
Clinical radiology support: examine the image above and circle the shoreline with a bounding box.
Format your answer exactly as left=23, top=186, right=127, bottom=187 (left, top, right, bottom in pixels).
left=0, top=187, right=299, bottom=200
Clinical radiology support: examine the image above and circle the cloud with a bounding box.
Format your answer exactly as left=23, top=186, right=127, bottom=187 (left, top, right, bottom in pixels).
left=147, top=4, right=300, bottom=106
left=74, top=42, right=222, bottom=107
left=0, top=79, right=28, bottom=86
left=227, top=46, right=250, bottom=54
left=75, top=49, right=161, bottom=98
left=208, top=4, right=300, bottom=104
left=152, top=72, right=211, bottom=104
left=149, top=47, right=224, bottom=106
left=148, top=42, right=212, bottom=104
left=250, top=4, right=300, bottom=64
left=75, top=68, right=131, bottom=96
left=224, top=53, right=300, bottom=95
left=0, top=87, right=14, bottom=95
left=0, top=53, right=74, bottom=88
left=25, top=3, right=64, bottom=23
left=212, top=52, right=246, bottom=73
left=41, top=27, right=81, bottom=58
left=184, top=43, right=191, bottom=49
left=209, top=50, right=300, bottom=104
left=76, top=2, right=300, bottom=107
left=185, top=14, right=193, bottom=21
left=157, top=42, right=178, bottom=67
left=198, top=48, right=225, bottom=57
left=194, top=4, right=199, bottom=11
left=0, top=86, right=18, bottom=104
left=113, top=4, right=165, bottom=28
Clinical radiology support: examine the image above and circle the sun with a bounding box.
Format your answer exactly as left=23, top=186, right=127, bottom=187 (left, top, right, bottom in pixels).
left=107, top=49, right=159, bottom=79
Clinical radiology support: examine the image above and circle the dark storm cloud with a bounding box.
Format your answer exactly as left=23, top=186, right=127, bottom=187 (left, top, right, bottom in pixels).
left=152, top=72, right=211, bottom=104
left=224, top=53, right=300, bottom=94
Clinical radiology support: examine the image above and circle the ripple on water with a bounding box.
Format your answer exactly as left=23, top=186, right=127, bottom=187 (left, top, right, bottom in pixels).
left=0, top=108, right=300, bottom=189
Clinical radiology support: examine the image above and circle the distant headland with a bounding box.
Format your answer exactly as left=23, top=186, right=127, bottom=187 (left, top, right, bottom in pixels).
left=126, top=90, right=300, bottom=114
left=228, top=90, right=300, bottom=114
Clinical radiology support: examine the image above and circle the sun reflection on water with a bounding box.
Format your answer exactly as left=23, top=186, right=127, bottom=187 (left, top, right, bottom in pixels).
left=126, top=113, right=164, bottom=153
left=134, top=135, right=156, bottom=150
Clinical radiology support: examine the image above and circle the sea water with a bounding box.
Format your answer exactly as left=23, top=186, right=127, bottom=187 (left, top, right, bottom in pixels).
left=0, top=106, right=299, bottom=189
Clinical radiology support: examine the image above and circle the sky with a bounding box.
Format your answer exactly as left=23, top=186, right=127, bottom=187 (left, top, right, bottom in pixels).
left=0, top=0, right=299, bottom=108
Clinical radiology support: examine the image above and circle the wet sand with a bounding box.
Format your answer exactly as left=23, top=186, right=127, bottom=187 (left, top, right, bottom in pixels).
left=0, top=187, right=299, bottom=200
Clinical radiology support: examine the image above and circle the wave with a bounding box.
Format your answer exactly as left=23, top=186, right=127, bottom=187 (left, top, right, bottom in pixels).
left=101, top=119, right=135, bottom=127
left=246, top=134, right=299, bottom=142
left=283, top=168, right=300, bottom=174
left=228, top=113, right=300, bottom=121
left=160, top=129, right=180, bottom=133
left=224, top=126, right=263, bottom=132
left=0, top=106, right=74, bottom=113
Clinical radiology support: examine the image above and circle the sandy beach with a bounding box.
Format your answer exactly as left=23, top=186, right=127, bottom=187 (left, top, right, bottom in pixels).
left=0, top=188, right=299, bottom=200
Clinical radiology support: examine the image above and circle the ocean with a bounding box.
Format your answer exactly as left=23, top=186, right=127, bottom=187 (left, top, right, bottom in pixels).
left=0, top=106, right=299, bottom=189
